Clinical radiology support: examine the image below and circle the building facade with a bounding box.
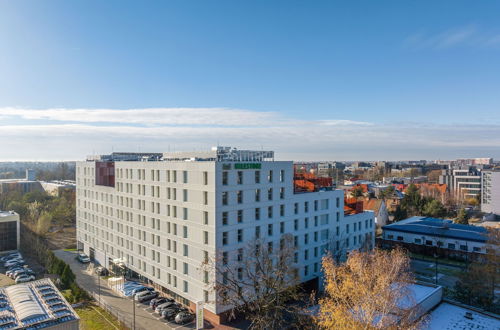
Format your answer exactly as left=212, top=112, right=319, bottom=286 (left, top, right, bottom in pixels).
left=0, top=210, right=20, bottom=252
left=76, top=147, right=374, bottom=324
left=382, top=216, right=488, bottom=254
left=439, top=167, right=482, bottom=199
left=481, top=170, right=500, bottom=216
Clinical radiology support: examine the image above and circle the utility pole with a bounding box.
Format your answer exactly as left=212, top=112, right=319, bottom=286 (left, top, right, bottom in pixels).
left=133, top=294, right=136, bottom=330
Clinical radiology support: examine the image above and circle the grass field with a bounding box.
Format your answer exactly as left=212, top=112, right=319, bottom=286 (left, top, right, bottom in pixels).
left=74, top=303, right=126, bottom=330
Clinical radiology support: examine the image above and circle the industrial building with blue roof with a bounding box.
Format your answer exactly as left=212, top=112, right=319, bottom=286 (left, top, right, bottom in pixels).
left=382, top=216, right=489, bottom=254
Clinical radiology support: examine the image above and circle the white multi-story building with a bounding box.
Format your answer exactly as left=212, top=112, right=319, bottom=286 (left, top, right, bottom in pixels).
left=481, top=170, right=500, bottom=216
left=76, top=147, right=374, bottom=324
left=0, top=210, right=20, bottom=252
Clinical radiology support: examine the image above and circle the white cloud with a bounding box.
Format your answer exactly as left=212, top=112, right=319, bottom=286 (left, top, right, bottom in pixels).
left=0, top=107, right=499, bottom=160
left=0, top=107, right=281, bottom=126
left=404, top=25, right=500, bottom=50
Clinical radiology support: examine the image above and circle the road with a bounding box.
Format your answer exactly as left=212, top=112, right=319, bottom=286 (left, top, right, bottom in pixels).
left=54, top=250, right=200, bottom=330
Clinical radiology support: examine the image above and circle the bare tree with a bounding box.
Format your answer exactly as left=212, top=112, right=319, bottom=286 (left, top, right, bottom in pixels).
left=316, top=248, right=423, bottom=330
left=202, top=233, right=306, bottom=329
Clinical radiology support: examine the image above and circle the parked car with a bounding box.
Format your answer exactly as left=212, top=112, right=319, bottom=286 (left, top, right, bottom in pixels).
left=137, top=290, right=158, bottom=303
left=132, top=286, right=153, bottom=297
left=5, top=259, right=24, bottom=267
left=175, top=311, right=195, bottom=324
left=150, top=297, right=172, bottom=309
left=161, top=306, right=185, bottom=320
left=0, top=253, right=21, bottom=262
left=15, top=275, right=35, bottom=283
left=155, top=301, right=176, bottom=313
left=77, top=253, right=90, bottom=263
left=6, top=266, right=24, bottom=276
left=95, top=266, right=108, bottom=276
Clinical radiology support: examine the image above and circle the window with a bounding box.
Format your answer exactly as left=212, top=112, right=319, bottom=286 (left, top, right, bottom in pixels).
left=414, top=238, right=422, bottom=244
left=304, top=265, right=309, bottom=276
left=387, top=234, right=394, bottom=239
left=267, top=242, right=273, bottom=253
left=304, top=233, right=309, bottom=244
left=268, top=206, right=273, bottom=218
left=183, top=262, right=188, bottom=274
left=397, top=236, right=403, bottom=241
left=183, top=280, right=188, bottom=293
left=294, top=252, right=298, bottom=263
left=294, top=203, right=299, bottom=214
left=237, top=229, right=243, bottom=242
left=222, top=212, right=228, bottom=225
left=314, top=200, right=318, bottom=211
left=280, top=187, right=285, bottom=199
left=183, top=208, right=188, bottom=220
left=203, top=191, right=208, bottom=205
left=222, top=171, right=228, bottom=185
left=336, top=197, right=340, bottom=208
left=204, top=211, right=209, bottom=225
left=255, top=171, right=260, bottom=183
left=255, top=208, right=261, bottom=220
left=183, top=189, right=188, bottom=202
left=346, top=224, right=350, bottom=234
left=304, top=218, right=309, bottom=229
left=237, top=210, right=243, bottom=223
left=473, top=247, right=481, bottom=252
left=222, top=192, right=228, bottom=205
left=426, top=240, right=433, bottom=246
left=280, top=221, right=285, bottom=234
left=304, top=249, right=309, bottom=260
left=237, top=171, right=243, bottom=184
left=448, top=243, right=455, bottom=250
left=336, top=212, right=340, bottom=222
left=222, top=232, right=228, bottom=245
left=204, top=290, right=209, bottom=302
left=280, top=169, right=285, bottom=182
left=268, top=170, right=273, bottom=182
left=237, top=190, right=243, bottom=204
left=267, top=188, right=273, bottom=200
left=237, top=248, right=243, bottom=261
left=255, top=226, right=261, bottom=238
left=460, top=245, right=468, bottom=251
left=305, top=202, right=309, bottom=212
left=255, top=189, right=261, bottom=202
left=314, top=231, right=318, bottom=242
left=203, top=171, right=208, bottom=185
left=237, top=268, right=243, bottom=280
left=204, top=231, right=209, bottom=245
left=222, top=252, right=228, bottom=265
left=294, top=236, right=298, bottom=247
left=294, top=219, right=298, bottom=231
left=183, top=171, right=188, bottom=183
left=280, top=204, right=285, bottom=217
left=183, top=226, right=188, bottom=238
left=268, top=224, right=273, bottom=236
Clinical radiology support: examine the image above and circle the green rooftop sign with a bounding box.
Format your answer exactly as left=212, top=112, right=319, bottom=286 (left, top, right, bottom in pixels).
left=234, top=163, right=261, bottom=170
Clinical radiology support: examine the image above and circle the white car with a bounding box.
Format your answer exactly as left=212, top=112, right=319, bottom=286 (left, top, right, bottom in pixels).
left=5, top=259, right=24, bottom=267
left=15, top=275, right=35, bottom=283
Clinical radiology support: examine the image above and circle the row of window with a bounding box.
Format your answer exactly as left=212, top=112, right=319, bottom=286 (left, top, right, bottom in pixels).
left=387, top=234, right=481, bottom=252
left=222, top=169, right=285, bottom=185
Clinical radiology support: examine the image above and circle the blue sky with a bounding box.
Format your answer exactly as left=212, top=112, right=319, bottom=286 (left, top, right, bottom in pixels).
left=0, top=0, right=499, bottom=160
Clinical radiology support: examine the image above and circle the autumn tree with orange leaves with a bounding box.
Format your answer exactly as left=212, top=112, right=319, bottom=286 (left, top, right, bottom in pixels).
left=316, top=248, right=423, bottom=330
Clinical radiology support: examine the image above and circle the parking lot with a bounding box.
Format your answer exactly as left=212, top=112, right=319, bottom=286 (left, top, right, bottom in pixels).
left=0, top=251, right=39, bottom=286
left=54, top=250, right=204, bottom=330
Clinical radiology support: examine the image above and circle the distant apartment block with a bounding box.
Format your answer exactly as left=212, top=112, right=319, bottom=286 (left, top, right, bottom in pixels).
left=439, top=167, right=482, bottom=199
left=76, top=147, right=375, bottom=324
left=481, top=170, right=500, bottom=216
left=0, top=210, right=20, bottom=252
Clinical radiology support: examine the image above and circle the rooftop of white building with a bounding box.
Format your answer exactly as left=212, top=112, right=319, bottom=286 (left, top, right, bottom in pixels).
left=0, top=278, right=79, bottom=329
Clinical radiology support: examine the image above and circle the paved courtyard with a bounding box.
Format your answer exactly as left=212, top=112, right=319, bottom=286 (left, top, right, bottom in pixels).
left=54, top=250, right=200, bottom=330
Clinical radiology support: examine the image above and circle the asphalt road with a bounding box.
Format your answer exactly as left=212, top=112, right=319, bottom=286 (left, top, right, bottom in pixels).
left=54, top=250, right=200, bottom=330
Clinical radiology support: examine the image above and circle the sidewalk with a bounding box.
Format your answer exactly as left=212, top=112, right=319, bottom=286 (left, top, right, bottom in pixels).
left=54, top=250, right=195, bottom=330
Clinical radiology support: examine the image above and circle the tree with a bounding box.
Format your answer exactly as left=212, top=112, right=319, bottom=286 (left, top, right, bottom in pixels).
left=351, top=186, right=364, bottom=199
left=36, top=212, right=53, bottom=235
left=316, top=248, right=421, bottom=330
left=400, top=184, right=422, bottom=217
left=422, top=199, right=446, bottom=218
left=453, top=228, right=499, bottom=313
left=203, top=234, right=304, bottom=329
left=392, top=205, right=407, bottom=222
left=454, top=208, right=469, bottom=225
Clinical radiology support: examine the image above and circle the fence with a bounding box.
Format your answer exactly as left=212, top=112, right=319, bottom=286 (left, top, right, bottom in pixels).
left=89, top=291, right=145, bottom=330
